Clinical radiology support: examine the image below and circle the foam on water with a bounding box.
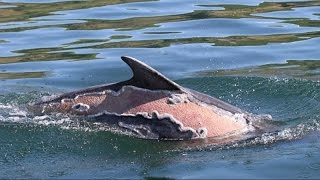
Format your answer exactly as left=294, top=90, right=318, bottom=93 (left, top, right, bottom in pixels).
left=0, top=98, right=138, bottom=138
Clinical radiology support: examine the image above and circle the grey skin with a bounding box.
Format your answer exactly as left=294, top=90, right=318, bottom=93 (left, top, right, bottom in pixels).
left=30, top=56, right=271, bottom=141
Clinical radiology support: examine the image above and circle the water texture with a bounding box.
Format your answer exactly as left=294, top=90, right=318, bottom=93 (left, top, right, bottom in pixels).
left=0, top=0, right=320, bottom=179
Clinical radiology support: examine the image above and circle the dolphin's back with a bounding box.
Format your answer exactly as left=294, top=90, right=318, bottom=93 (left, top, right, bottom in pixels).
left=37, top=56, right=244, bottom=115
left=37, top=56, right=183, bottom=104
left=186, top=88, right=244, bottom=114
left=30, top=56, right=259, bottom=140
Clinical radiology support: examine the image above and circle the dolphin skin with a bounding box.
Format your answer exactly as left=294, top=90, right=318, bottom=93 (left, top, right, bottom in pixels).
left=31, top=56, right=268, bottom=140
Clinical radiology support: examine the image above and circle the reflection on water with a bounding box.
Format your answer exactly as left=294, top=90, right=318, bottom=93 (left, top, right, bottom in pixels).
left=0, top=0, right=320, bottom=179
left=197, top=60, right=320, bottom=80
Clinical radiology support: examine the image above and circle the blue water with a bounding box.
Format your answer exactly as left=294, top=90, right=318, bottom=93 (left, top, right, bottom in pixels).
left=0, top=0, right=320, bottom=178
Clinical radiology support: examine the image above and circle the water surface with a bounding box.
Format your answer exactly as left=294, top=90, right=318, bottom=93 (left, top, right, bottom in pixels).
left=0, top=0, right=320, bottom=179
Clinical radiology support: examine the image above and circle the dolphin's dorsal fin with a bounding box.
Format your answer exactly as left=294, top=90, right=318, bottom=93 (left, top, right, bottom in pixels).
left=121, top=56, right=182, bottom=91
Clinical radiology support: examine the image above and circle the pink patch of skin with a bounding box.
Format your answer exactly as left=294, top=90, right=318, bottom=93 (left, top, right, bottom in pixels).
left=126, top=98, right=247, bottom=137
left=44, top=86, right=247, bottom=137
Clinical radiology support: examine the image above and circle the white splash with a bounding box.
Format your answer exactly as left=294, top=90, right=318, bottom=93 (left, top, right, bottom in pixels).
left=1, top=102, right=320, bottom=148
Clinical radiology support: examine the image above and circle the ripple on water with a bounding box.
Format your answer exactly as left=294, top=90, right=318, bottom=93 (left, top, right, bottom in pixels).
left=0, top=0, right=320, bottom=178
left=33, top=0, right=223, bottom=20
left=255, top=6, right=320, bottom=20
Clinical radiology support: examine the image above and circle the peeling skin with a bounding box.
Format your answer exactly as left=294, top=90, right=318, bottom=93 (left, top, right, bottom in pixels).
left=30, top=56, right=258, bottom=141
left=93, top=111, right=201, bottom=140
left=39, top=86, right=249, bottom=139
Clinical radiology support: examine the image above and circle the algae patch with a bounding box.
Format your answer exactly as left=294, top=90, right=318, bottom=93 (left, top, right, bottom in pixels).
left=110, top=35, right=132, bottom=40
left=197, top=60, right=320, bottom=81
left=0, top=51, right=98, bottom=64
left=0, top=71, right=46, bottom=79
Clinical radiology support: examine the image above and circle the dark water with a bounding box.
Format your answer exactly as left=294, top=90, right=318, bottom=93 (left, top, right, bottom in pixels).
left=1, top=0, right=320, bottom=179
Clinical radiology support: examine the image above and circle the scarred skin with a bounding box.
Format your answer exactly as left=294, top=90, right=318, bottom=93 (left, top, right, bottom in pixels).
left=37, top=86, right=250, bottom=138
left=30, top=56, right=263, bottom=140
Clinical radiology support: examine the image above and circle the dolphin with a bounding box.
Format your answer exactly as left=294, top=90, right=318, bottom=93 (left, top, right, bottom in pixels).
left=30, top=56, right=270, bottom=140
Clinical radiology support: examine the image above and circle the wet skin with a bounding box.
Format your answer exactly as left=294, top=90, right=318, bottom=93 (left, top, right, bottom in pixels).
left=31, top=56, right=265, bottom=140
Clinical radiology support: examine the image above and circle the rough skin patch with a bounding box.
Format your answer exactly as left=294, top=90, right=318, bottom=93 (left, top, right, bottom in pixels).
left=92, top=111, right=202, bottom=140
left=36, top=86, right=250, bottom=139
left=167, top=93, right=190, bottom=105
left=72, top=103, right=90, bottom=112
left=28, top=56, right=266, bottom=141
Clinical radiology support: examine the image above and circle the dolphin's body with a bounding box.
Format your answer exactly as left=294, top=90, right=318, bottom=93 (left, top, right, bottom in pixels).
left=31, top=56, right=269, bottom=140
